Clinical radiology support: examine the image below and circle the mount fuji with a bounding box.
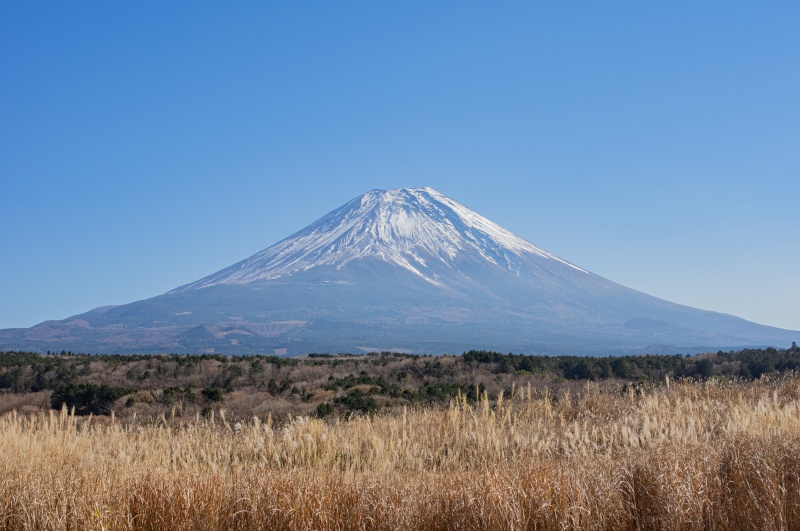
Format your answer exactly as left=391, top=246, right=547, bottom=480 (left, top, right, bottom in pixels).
left=1, top=187, right=796, bottom=355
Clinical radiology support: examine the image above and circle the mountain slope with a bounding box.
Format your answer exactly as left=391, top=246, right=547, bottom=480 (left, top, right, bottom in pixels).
left=170, top=187, right=587, bottom=292
left=1, top=187, right=796, bottom=355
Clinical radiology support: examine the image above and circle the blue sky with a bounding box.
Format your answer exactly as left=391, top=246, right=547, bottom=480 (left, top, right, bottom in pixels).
left=1, top=2, right=798, bottom=332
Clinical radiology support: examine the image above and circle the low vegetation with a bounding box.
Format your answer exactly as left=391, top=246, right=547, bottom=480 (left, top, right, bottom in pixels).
left=1, top=345, right=800, bottom=529
left=2, top=343, right=799, bottom=421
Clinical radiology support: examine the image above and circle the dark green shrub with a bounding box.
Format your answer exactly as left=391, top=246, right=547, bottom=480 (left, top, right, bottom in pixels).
left=50, top=384, right=134, bottom=415
left=201, top=386, right=224, bottom=402
left=316, top=402, right=334, bottom=417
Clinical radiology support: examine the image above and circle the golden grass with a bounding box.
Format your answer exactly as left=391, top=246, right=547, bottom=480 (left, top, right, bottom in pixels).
left=2, top=378, right=800, bottom=529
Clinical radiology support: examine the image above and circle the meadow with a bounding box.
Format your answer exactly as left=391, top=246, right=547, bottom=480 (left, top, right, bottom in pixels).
left=2, top=374, right=800, bottom=530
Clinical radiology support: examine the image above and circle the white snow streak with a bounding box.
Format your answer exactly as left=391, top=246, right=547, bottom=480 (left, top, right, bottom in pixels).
left=172, top=187, right=587, bottom=292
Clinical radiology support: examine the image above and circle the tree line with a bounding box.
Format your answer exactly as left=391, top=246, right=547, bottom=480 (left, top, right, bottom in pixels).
left=1, top=343, right=798, bottom=417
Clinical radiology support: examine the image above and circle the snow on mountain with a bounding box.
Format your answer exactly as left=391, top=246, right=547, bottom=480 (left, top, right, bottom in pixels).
left=171, top=187, right=586, bottom=293
left=1, top=186, right=796, bottom=356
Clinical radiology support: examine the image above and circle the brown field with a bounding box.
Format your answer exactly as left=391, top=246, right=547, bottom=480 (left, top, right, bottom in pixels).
left=2, top=377, right=800, bottom=530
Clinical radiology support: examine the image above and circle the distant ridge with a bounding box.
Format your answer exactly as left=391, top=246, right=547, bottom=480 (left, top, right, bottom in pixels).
left=1, top=187, right=796, bottom=355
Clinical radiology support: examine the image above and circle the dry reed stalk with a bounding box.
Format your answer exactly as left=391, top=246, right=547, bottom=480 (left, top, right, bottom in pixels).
left=2, top=377, right=800, bottom=529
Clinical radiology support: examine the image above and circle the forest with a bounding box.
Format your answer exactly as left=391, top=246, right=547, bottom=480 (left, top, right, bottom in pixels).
left=1, top=344, right=798, bottom=421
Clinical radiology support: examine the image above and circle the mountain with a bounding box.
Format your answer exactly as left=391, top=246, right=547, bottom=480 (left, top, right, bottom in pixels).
left=1, top=187, right=796, bottom=355
left=169, top=187, right=588, bottom=293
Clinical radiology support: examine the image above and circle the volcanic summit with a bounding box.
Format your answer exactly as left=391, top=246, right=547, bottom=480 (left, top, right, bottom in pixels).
left=1, top=187, right=796, bottom=355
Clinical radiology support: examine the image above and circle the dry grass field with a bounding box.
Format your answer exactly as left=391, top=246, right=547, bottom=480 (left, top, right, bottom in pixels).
left=2, top=376, right=800, bottom=530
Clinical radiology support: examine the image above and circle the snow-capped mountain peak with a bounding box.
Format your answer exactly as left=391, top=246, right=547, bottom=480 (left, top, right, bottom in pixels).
left=171, top=187, right=586, bottom=293
left=4, top=187, right=796, bottom=356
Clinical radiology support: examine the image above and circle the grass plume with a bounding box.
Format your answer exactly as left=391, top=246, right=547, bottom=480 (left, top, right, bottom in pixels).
left=2, top=377, right=800, bottom=529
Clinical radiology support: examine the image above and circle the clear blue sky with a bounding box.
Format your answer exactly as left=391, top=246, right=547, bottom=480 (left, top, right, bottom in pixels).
left=1, top=2, right=798, bottom=332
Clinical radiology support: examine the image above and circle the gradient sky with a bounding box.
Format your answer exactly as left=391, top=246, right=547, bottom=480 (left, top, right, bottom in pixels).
left=1, top=3, right=799, bottom=333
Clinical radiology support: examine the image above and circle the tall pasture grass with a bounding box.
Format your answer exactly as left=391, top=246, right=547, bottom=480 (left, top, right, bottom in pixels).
left=2, top=377, right=800, bottom=529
